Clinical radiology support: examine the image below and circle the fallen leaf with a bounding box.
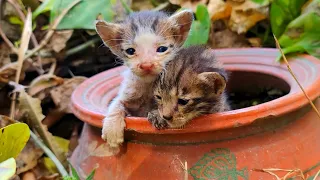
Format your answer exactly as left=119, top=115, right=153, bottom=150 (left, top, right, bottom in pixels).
left=248, top=37, right=262, bottom=47
left=228, top=0, right=270, bottom=34
left=0, top=60, right=31, bottom=84
left=28, top=74, right=64, bottom=99
left=0, top=122, right=30, bottom=162
left=0, top=43, right=11, bottom=68
left=0, top=158, right=16, bottom=179
left=88, top=141, right=119, bottom=157
left=18, top=90, right=66, bottom=164
left=46, top=30, right=73, bottom=53
left=207, top=0, right=232, bottom=21
left=169, top=0, right=207, bottom=12
left=16, top=138, right=44, bottom=174
left=50, top=76, right=87, bottom=113
left=209, top=27, right=250, bottom=48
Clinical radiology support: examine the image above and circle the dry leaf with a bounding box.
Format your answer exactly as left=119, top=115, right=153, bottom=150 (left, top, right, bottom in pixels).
left=169, top=0, right=207, bottom=11
left=88, top=141, right=119, bottom=157
left=207, top=0, right=232, bottom=21
left=46, top=30, right=73, bottom=53
left=16, top=139, right=44, bottom=174
left=50, top=76, right=87, bottom=113
left=0, top=60, right=31, bottom=84
left=248, top=37, right=262, bottom=47
left=18, top=90, right=66, bottom=164
left=228, top=0, right=269, bottom=34
left=0, top=43, right=12, bottom=68
left=28, top=74, right=64, bottom=98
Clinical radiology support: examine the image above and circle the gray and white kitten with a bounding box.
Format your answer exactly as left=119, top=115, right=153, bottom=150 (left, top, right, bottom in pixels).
left=95, top=10, right=194, bottom=148
left=148, top=45, right=231, bottom=129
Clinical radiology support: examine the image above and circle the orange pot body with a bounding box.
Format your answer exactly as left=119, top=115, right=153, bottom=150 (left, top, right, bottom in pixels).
left=70, top=49, right=320, bottom=180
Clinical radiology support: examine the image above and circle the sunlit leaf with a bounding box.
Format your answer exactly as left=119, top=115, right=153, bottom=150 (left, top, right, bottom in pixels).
left=32, top=0, right=55, bottom=19
left=270, top=0, right=307, bottom=37
left=0, top=122, right=30, bottom=162
left=0, top=158, right=16, bottom=179
left=184, top=4, right=210, bottom=47
left=50, top=0, right=118, bottom=29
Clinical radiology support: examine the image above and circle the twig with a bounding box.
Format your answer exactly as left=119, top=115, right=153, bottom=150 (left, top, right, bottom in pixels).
left=6, top=0, right=43, bottom=73
left=254, top=168, right=305, bottom=180
left=0, top=0, right=19, bottom=53
left=65, top=36, right=100, bottom=57
left=24, top=0, right=82, bottom=60
left=273, top=35, right=320, bottom=119
left=10, top=8, right=32, bottom=119
left=30, top=130, right=68, bottom=176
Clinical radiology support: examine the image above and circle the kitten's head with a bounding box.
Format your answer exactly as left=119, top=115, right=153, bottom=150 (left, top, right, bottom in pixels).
left=95, top=10, right=194, bottom=78
left=154, top=69, right=227, bottom=128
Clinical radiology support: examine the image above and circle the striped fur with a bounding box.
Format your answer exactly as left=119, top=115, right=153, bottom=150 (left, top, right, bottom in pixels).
left=148, top=45, right=231, bottom=129
left=95, top=10, right=194, bottom=148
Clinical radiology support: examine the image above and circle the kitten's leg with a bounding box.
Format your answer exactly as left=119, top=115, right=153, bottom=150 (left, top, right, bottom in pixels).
left=102, top=96, right=126, bottom=148
left=147, top=110, right=168, bottom=130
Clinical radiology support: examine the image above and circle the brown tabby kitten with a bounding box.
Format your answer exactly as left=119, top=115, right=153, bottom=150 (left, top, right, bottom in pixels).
left=148, top=45, right=230, bottom=129
left=95, top=10, right=194, bottom=147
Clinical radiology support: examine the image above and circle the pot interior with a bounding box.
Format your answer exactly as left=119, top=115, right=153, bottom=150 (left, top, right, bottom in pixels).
left=226, top=70, right=290, bottom=110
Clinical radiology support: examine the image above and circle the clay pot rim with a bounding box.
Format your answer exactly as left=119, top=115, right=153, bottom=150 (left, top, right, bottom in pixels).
left=71, top=48, right=320, bottom=134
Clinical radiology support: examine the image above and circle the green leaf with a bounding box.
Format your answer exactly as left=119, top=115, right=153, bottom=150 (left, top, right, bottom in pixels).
left=183, top=4, right=210, bottom=47
left=8, top=16, right=23, bottom=26
left=0, top=123, right=30, bottom=162
left=275, top=0, right=320, bottom=60
left=270, top=0, right=307, bottom=37
left=32, top=0, right=55, bottom=19
left=50, top=0, right=117, bottom=30
left=0, top=158, right=16, bottom=179
left=70, top=163, right=81, bottom=180
left=86, top=169, right=96, bottom=180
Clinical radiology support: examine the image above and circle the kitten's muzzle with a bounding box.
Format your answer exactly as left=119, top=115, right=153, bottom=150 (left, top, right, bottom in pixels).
left=138, top=63, right=155, bottom=72
left=162, top=115, right=173, bottom=121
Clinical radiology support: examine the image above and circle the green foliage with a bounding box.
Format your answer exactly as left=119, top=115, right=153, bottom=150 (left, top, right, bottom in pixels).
left=32, top=0, right=55, bottom=19
left=0, top=123, right=30, bottom=162
left=270, top=0, right=307, bottom=37
left=270, top=0, right=320, bottom=60
left=183, top=4, right=210, bottom=47
left=0, top=158, right=16, bottom=179
left=62, top=162, right=96, bottom=180
left=50, top=0, right=117, bottom=29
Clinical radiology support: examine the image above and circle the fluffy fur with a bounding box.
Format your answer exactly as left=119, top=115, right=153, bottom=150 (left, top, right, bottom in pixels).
left=95, top=10, right=194, bottom=148
left=148, top=45, right=231, bottom=129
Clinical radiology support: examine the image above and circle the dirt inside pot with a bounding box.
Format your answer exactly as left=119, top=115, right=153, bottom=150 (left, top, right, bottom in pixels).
left=226, top=71, right=290, bottom=110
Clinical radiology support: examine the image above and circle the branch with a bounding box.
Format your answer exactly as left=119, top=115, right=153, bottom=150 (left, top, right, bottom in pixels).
left=24, top=0, right=82, bottom=60
left=10, top=8, right=32, bottom=119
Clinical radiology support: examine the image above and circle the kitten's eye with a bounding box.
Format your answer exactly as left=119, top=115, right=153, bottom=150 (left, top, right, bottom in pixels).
left=125, top=48, right=135, bottom=55
left=178, top=99, right=189, bottom=105
left=156, top=46, right=168, bottom=53
left=155, top=95, right=162, bottom=100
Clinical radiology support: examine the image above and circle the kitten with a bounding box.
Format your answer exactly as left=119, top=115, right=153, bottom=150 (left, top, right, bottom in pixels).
left=148, top=45, right=230, bottom=129
left=95, top=10, right=194, bottom=147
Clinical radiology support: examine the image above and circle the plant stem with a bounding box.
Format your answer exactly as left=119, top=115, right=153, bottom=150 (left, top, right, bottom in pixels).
left=30, top=131, right=69, bottom=177
left=65, top=36, right=100, bottom=57
left=24, top=0, right=82, bottom=60
left=273, top=34, right=320, bottom=119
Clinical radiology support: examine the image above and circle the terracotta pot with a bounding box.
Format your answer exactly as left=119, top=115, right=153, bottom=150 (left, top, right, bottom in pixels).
left=70, top=48, right=320, bottom=180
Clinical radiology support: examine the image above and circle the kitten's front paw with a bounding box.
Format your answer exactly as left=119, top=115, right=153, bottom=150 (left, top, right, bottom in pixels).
left=101, top=116, right=126, bottom=148
left=147, top=111, right=168, bottom=130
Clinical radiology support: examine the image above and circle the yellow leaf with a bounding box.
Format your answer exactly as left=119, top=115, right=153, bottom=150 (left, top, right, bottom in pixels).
left=43, top=136, right=69, bottom=174
left=0, top=123, right=30, bottom=162
left=228, top=0, right=269, bottom=34
left=0, top=158, right=16, bottom=180
left=208, top=0, right=232, bottom=21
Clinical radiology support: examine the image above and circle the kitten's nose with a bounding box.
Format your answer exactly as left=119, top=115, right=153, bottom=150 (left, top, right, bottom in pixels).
left=139, top=63, right=154, bottom=71
left=163, top=115, right=173, bottom=121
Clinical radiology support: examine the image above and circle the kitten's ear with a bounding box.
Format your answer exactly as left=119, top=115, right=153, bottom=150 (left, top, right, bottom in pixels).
left=198, top=72, right=226, bottom=95
left=169, top=9, right=194, bottom=44
left=95, top=20, right=122, bottom=49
